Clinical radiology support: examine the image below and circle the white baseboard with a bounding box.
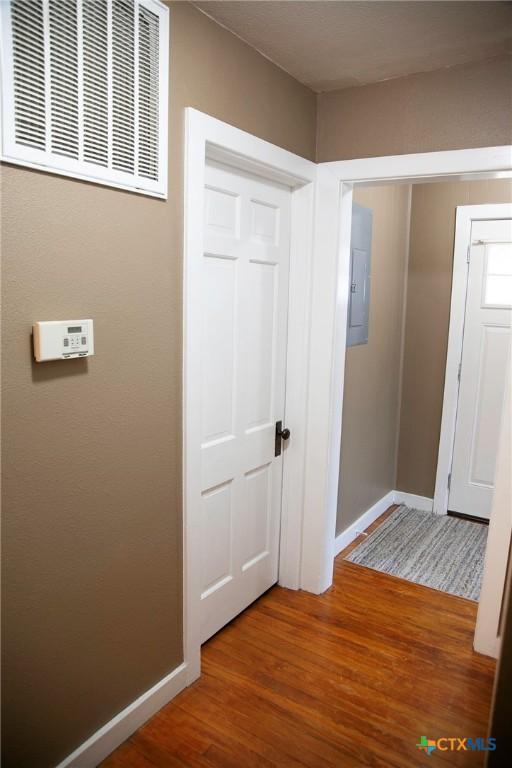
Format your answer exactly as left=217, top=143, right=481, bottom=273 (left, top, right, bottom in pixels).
left=473, top=631, right=501, bottom=660
left=334, top=490, right=395, bottom=556
left=56, top=662, right=188, bottom=768
left=334, top=489, right=436, bottom=556
left=393, top=491, right=434, bottom=512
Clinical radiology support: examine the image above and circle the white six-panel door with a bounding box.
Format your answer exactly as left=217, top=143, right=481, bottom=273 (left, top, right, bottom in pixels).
left=449, top=218, right=512, bottom=519
left=200, top=160, right=292, bottom=642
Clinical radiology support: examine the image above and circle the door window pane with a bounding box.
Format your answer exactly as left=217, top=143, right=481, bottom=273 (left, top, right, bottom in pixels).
left=483, top=243, right=512, bottom=307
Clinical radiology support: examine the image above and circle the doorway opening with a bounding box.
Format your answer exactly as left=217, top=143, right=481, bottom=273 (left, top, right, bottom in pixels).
left=334, top=177, right=511, bottom=637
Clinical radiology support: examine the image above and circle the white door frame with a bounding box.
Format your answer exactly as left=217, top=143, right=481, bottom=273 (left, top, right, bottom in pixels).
left=474, top=376, right=511, bottom=658
left=433, top=203, right=512, bottom=516
left=183, top=108, right=317, bottom=682
left=184, top=125, right=512, bottom=682
left=310, top=146, right=512, bottom=589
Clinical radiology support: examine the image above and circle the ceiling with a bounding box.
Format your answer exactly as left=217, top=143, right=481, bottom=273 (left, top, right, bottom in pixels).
left=192, top=1, right=512, bottom=93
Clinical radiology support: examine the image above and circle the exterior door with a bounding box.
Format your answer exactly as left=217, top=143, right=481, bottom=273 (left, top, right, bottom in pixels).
left=449, top=218, right=512, bottom=519
left=200, top=160, right=291, bottom=642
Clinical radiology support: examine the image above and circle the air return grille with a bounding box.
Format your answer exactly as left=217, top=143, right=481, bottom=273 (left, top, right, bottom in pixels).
left=1, top=0, right=169, bottom=197
left=11, top=0, right=46, bottom=150
left=83, top=0, right=109, bottom=167
left=138, top=4, right=159, bottom=181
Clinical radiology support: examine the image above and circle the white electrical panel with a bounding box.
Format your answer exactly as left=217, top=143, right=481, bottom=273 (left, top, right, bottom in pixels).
left=33, top=320, right=94, bottom=362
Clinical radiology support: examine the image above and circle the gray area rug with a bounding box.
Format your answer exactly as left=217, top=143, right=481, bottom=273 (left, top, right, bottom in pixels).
left=345, top=505, right=488, bottom=601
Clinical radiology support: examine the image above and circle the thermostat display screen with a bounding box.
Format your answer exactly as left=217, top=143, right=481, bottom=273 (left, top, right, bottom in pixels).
left=67, top=326, right=82, bottom=333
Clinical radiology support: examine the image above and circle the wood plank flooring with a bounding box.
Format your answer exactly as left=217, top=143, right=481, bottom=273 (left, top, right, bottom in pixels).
left=102, top=507, right=496, bottom=768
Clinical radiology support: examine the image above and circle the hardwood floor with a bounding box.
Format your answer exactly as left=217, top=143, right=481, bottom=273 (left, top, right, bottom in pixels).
left=102, top=507, right=496, bottom=768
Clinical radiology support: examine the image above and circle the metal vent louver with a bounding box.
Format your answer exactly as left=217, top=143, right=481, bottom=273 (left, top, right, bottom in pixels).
left=138, top=4, right=159, bottom=180
left=49, top=0, right=79, bottom=159
left=83, top=0, right=109, bottom=167
left=1, top=0, right=168, bottom=197
left=112, top=0, right=135, bottom=174
left=11, top=0, right=46, bottom=150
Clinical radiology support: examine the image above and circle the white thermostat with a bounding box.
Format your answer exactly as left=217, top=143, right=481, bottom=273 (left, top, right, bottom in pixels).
left=33, top=319, right=94, bottom=362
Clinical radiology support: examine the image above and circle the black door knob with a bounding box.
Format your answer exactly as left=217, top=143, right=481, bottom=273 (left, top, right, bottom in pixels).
left=275, top=421, right=291, bottom=456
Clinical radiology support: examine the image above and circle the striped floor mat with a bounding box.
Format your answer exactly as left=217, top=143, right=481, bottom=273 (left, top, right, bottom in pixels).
left=346, top=505, right=488, bottom=601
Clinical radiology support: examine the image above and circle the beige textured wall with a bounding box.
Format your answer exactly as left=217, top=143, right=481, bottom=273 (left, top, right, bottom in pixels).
left=337, top=184, right=411, bottom=535
left=397, top=179, right=512, bottom=498
left=3, top=0, right=512, bottom=762
left=0, top=4, right=316, bottom=766
left=317, top=55, right=512, bottom=161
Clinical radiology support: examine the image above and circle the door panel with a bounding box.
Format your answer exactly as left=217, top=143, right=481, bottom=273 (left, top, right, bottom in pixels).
left=200, top=160, right=291, bottom=642
left=201, top=482, right=233, bottom=598
left=201, top=254, right=236, bottom=444
left=245, top=260, right=277, bottom=428
left=449, top=218, right=512, bottom=519
left=242, top=463, right=271, bottom=569
left=468, top=325, right=510, bottom=487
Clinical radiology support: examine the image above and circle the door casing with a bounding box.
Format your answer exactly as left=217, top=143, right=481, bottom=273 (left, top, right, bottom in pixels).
left=308, top=149, right=512, bottom=601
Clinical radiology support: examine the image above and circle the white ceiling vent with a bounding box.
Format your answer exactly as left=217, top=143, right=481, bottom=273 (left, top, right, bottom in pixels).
left=0, top=0, right=169, bottom=198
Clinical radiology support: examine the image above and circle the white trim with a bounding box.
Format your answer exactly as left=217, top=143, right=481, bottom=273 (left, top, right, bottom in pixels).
left=183, top=108, right=317, bottom=681
left=394, top=186, right=413, bottom=477
left=433, top=204, right=512, bottom=516
left=300, top=164, right=344, bottom=593
left=0, top=156, right=167, bottom=198
left=334, top=491, right=395, bottom=556
left=393, top=491, right=434, bottom=512
left=474, top=372, right=511, bottom=658
left=321, top=146, right=512, bottom=185
left=279, top=179, right=316, bottom=588
left=310, top=146, right=512, bottom=599
left=55, top=662, right=188, bottom=768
